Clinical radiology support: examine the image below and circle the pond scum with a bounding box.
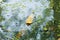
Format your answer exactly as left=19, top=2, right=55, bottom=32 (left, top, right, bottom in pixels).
left=0, top=0, right=60, bottom=40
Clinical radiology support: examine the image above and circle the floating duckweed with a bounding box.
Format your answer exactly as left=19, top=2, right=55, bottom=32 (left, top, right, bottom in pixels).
left=0, top=16, right=5, bottom=22
left=0, top=7, right=2, bottom=15
left=30, top=0, right=32, bottom=2
left=49, top=0, right=54, bottom=8
left=43, top=8, right=52, bottom=17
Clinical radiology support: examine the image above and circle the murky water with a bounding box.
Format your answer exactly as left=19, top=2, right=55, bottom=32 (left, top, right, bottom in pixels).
left=0, top=0, right=54, bottom=40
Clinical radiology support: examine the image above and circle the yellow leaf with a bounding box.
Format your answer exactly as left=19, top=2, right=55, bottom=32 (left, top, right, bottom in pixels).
left=58, top=38, right=60, bottom=40
left=26, top=14, right=34, bottom=26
